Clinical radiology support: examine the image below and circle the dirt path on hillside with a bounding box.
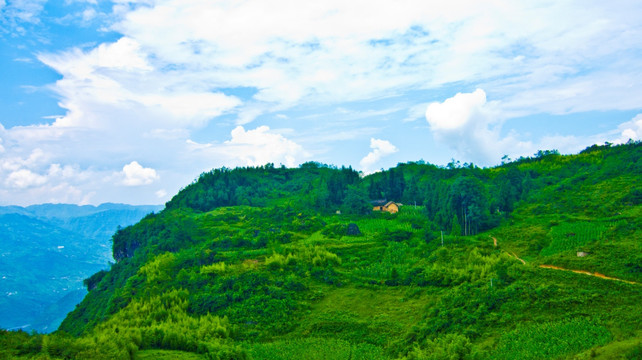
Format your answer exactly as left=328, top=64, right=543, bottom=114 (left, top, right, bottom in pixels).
left=491, top=236, right=639, bottom=285
left=538, top=264, right=641, bottom=285
left=491, top=236, right=526, bottom=264
left=511, top=252, right=527, bottom=265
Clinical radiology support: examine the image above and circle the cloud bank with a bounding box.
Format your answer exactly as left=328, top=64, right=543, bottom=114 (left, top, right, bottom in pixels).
left=1, top=0, right=641, bottom=204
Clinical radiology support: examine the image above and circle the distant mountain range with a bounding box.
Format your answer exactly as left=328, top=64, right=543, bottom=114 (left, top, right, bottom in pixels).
left=0, top=203, right=163, bottom=333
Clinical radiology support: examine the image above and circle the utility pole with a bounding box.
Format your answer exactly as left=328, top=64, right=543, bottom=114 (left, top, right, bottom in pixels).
left=441, top=230, right=444, bottom=246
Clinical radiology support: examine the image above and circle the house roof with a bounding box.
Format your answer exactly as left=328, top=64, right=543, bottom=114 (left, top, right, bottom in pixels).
left=371, top=200, right=400, bottom=208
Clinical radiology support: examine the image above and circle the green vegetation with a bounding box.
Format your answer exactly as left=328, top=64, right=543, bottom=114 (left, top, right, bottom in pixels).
left=493, top=318, right=611, bottom=360
left=1, top=141, right=641, bottom=359
left=541, top=222, right=607, bottom=256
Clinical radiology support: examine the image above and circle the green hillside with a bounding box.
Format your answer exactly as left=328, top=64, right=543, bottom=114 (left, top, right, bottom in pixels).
left=1, top=142, right=641, bottom=359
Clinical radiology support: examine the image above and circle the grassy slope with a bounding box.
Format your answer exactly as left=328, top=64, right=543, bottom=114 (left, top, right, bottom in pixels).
left=3, top=144, right=641, bottom=360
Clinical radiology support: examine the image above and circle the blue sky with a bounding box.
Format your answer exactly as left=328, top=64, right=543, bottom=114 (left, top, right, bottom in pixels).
left=1, top=0, right=641, bottom=206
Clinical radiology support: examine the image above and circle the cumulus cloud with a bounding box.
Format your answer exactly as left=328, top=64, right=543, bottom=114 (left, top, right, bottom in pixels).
left=426, top=89, right=490, bottom=131
left=425, top=89, right=531, bottom=165
left=0, top=123, right=168, bottom=205
left=185, top=125, right=308, bottom=169
left=121, top=161, right=159, bottom=186
left=360, top=138, right=398, bottom=174
left=613, top=114, right=642, bottom=144
left=38, top=37, right=241, bottom=129
left=424, top=94, right=642, bottom=165
left=4, top=169, right=47, bottom=189
left=223, top=126, right=307, bottom=167
left=0, top=149, right=99, bottom=204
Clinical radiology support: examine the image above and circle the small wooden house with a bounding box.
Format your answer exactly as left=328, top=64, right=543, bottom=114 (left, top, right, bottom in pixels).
left=371, top=200, right=401, bottom=214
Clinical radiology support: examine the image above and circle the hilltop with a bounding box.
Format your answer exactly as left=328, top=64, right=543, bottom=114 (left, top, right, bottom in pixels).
left=1, top=142, right=641, bottom=359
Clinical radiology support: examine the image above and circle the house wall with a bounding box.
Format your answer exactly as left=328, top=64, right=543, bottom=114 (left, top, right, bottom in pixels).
left=372, top=203, right=400, bottom=213
left=385, top=204, right=399, bottom=213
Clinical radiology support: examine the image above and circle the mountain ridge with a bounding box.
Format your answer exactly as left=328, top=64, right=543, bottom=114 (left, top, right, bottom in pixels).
left=2, top=142, right=641, bottom=359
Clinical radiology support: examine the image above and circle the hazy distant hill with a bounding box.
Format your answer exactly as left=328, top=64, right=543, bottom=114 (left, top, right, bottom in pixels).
left=0, top=203, right=162, bottom=333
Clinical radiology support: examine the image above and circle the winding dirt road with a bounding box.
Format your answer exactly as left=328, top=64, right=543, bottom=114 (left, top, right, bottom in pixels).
left=491, top=236, right=640, bottom=286
left=538, top=264, right=640, bottom=285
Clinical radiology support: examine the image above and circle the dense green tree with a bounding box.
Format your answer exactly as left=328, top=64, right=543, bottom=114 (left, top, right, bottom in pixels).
left=343, top=185, right=371, bottom=215
left=451, top=214, right=462, bottom=236
left=388, top=168, right=406, bottom=200
left=449, top=176, right=488, bottom=235
left=403, top=175, right=422, bottom=207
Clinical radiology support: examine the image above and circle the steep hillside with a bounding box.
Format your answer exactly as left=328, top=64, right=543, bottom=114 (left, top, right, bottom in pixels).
left=0, top=204, right=162, bottom=333
left=1, top=142, right=640, bottom=360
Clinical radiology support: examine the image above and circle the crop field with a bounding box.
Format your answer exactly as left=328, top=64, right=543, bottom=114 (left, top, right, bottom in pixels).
left=493, top=318, right=611, bottom=360
left=540, top=222, right=607, bottom=256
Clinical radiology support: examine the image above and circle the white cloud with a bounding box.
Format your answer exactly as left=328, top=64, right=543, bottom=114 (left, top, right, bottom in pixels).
left=48, top=163, right=80, bottom=179
left=404, top=103, right=431, bottom=122
left=0, top=123, right=168, bottom=205
left=0, top=181, right=93, bottom=206
left=121, top=161, right=159, bottom=186
left=34, top=1, right=642, bottom=134
left=96, top=0, right=642, bottom=118
left=155, top=189, right=167, bottom=199
left=38, top=37, right=241, bottom=129
left=425, top=89, right=531, bottom=165
left=360, top=138, right=398, bottom=174
left=0, top=0, right=45, bottom=25
left=424, top=95, right=642, bottom=165
left=184, top=125, right=308, bottom=169
left=81, top=8, right=96, bottom=22
left=0, top=148, right=49, bottom=172
left=235, top=107, right=265, bottom=125
left=4, top=169, right=47, bottom=189
left=426, top=89, right=490, bottom=131
left=144, top=128, right=189, bottom=140
left=3, top=0, right=642, bottom=206
left=613, top=114, right=642, bottom=144
left=223, top=126, right=307, bottom=167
